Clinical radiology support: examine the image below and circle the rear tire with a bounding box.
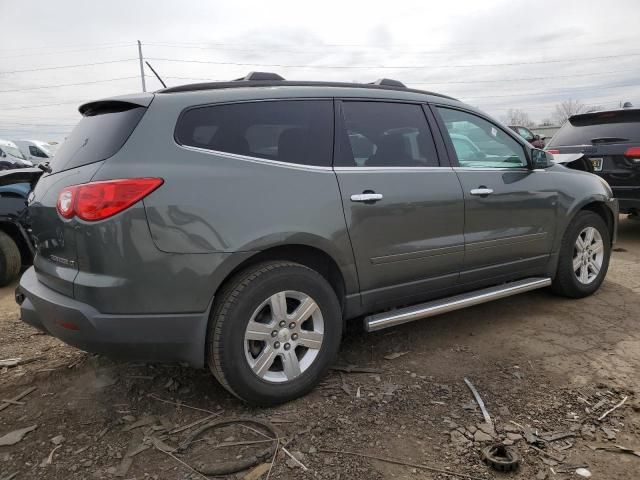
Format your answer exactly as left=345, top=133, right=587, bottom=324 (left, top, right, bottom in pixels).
left=207, top=261, right=342, bottom=406
left=552, top=211, right=610, bottom=298
left=0, top=231, right=21, bottom=287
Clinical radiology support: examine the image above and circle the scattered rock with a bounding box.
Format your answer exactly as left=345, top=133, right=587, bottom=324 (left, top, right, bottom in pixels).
left=601, top=426, right=617, bottom=440
left=536, top=470, right=548, bottom=480
left=384, top=351, right=408, bottom=360
left=50, top=435, right=65, bottom=445
left=506, top=433, right=522, bottom=442
left=93, top=372, right=117, bottom=389
left=477, top=422, right=496, bottom=438
left=576, top=468, right=592, bottom=478
left=0, top=425, right=37, bottom=446
left=450, top=430, right=470, bottom=446
left=504, top=423, right=520, bottom=433
left=474, top=430, right=493, bottom=443
left=308, top=446, right=317, bottom=454
left=581, top=424, right=596, bottom=440
left=498, top=406, right=511, bottom=416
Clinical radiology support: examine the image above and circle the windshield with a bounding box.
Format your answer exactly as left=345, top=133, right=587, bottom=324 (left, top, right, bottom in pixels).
left=1, top=145, right=26, bottom=160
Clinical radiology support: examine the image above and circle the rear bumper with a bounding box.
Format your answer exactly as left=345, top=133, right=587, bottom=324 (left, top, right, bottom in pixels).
left=17, top=267, right=209, bottom=367
left=611, top=186, right=640, bottom=213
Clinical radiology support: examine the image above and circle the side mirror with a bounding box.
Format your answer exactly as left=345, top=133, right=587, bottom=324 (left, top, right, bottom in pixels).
left=530, top=148, right=553, bottom=169
left=533, top=134, right=541, bottom=141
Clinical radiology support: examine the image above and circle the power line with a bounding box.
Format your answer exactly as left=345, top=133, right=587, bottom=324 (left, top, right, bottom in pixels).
left=144, top=41, right=640, bottom=58
left=146, top=52, right=640, bottom=69
left=464, top=81, right=639, bottom=100
left=4, top=101, right=82, bottom=111
left=0, top=59, right=138, bottom=75
left=0, top=76, right=140, bottom=93
left=410, top=68, right=638, bottom=85
left=0, top=43, right=134, bottom=60
left=0, top=41, right=135, bottom=53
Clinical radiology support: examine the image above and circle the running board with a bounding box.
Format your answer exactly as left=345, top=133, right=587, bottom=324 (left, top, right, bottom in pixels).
left=364, top=277, right=551, bottom=332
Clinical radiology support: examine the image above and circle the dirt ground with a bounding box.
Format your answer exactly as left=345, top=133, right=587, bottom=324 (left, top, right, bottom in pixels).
left=1, top=217, right=639, bottom=480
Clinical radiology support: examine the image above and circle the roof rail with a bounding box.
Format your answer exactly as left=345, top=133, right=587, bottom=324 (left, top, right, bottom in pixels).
left=371, top=78, right=406, bottom=88
left=233, top=71, right=285, bottom=81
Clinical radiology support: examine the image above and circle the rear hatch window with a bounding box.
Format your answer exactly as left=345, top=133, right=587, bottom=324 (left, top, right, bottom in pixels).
left=50, top=101, right=146, bottom=173
left=548, top=109, right=640, bottom=147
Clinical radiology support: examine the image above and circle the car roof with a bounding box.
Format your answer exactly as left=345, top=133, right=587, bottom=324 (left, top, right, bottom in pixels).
left=157, top=79, right=457, bottom=101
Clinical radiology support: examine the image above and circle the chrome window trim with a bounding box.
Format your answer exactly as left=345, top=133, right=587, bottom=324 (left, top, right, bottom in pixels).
left=178, top=144, right=334, bottom=172
left=334, top=166, right=454, bottom=173
left=453, top=167, right=530, bottom=172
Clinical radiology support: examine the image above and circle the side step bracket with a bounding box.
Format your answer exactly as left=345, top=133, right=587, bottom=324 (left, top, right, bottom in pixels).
left=364, top=277, right=551, bottom=332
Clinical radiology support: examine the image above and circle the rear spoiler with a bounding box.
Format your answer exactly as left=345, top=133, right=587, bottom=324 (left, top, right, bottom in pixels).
left=0, top=167, right=43, bottom=188
left=79, top=93, right=154, bottom=116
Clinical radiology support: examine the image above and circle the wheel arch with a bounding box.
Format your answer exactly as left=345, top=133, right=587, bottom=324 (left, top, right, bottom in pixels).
left=580, top=201, right=615, bottom=244
left=0, top=219, right=33, bottom=266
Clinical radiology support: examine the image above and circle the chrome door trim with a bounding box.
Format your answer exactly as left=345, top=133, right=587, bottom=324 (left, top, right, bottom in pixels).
left=178, top=144, right=335, bottom=172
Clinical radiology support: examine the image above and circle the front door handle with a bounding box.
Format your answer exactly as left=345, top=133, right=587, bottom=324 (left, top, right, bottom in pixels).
left=350, top=193, right=383, bottom=203
left=470, top=187, right=494, bottom=196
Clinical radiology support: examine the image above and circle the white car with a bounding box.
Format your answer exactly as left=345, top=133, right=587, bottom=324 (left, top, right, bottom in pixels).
left=0, top=139, right=33, bottom=168
left=13, top=140, right=58, bottom=163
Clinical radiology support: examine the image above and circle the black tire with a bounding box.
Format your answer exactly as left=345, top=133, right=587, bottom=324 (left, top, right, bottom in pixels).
left=207, top=261, right=342, bottom=406
left=0, top=231, right=21, bottom=287
left=552, top=211, right=610, bottom=298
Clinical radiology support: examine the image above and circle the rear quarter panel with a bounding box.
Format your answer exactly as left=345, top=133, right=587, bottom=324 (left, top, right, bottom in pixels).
left=91, top=90, right=359, bottom=296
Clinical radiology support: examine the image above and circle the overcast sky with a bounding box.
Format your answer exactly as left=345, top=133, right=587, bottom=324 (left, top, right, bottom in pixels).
left=1, top=0, right=639, bottom=141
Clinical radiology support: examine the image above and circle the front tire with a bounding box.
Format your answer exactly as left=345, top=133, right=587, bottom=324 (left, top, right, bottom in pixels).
left=0, top=231, right=21, bottom=287
left=207, top=261, right=342, bottom=406
left=552, top=211, right=611, bottom=298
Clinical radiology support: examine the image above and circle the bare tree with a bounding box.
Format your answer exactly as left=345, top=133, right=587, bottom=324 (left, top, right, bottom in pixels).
left=552, top=99, right=601, bottom=125
left=539, top=118, right=554, bottom=126
left=502, top=108, right=535, bottom=128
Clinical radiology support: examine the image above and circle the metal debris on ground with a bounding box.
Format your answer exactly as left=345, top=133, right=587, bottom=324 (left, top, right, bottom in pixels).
left=463, top=378, right=492, bottom=428
left=178, top=417, right=279, bottom=476
left=282, top=446, right=308, bottom=470
left=481, top=443, right=520, bottom=472
left=589, top=444, right=640, bottom=458
left=384, top=351, right=409, bottom=360
left=319, top=448, right=487, bottom=480
left=598, top=396, right=628, bottom=421
left=0, top=386, right=37, bottom=412
left=0, top=425, right=38, bottom=446
left=576, top=467, right=592, bottom=478
left=330, top=364, right=381, bottom=374
left=242, top=463, right=271, bottom=480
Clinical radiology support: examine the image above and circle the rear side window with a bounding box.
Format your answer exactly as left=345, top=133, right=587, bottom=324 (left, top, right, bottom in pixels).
left=51, top=103, right=146, bottom=173
left=548, top=110, right=640, bottom=147
left=336, top=101, right=438, bottom=167
left=175, top=100, right=333, bottom=167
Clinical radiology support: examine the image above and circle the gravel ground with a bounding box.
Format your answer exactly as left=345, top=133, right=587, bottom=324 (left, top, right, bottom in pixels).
left=1, top=216, right=639, bottom=480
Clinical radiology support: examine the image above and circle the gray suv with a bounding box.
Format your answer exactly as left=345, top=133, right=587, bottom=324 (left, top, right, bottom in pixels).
left=16, top=73, right=618, bottom=405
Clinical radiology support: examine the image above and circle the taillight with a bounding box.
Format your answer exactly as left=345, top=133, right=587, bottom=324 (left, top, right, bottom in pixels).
left=624, top=147, right=640, bottom=159
left=546, top=149, right=560, bottom=155
left=56, top=178, right=163, bottom=221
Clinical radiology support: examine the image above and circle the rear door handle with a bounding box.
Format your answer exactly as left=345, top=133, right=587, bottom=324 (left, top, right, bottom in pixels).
left=470, top=188, right=494, bottom=196
left=350, top=193, right=383, bottom=203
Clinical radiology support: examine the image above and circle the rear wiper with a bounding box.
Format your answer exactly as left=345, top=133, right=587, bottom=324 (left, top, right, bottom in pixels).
left=591, top=137, right=629, bottom=144
left=37, top=161, right=52, bottom=173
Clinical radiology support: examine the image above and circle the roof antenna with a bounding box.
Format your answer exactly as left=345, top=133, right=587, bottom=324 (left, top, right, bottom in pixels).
left=145, top=61, right=167, bottom=88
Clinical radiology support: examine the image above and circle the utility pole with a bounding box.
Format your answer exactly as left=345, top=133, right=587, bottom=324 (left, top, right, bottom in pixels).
left=137, top=40, right=146, bottom=92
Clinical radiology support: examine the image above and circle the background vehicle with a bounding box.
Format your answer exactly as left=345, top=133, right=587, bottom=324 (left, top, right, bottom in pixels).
left=0, top=139, right=33, bottom=169
left=16, top=75, right=617, bottom=406
left=0, top=169, right=38, bottom=286
left=509, top=125, right=546, bottom=148
left=14, top=140, right=58, bottom=163
left=546, top=108, right=640, bottom=215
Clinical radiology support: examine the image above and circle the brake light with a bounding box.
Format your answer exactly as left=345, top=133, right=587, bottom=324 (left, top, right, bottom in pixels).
left=546, top=149, right=560, bottom=155
left=56, top=178, right=163, bottom=221
left=624, top=147, right=640, bottom=159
